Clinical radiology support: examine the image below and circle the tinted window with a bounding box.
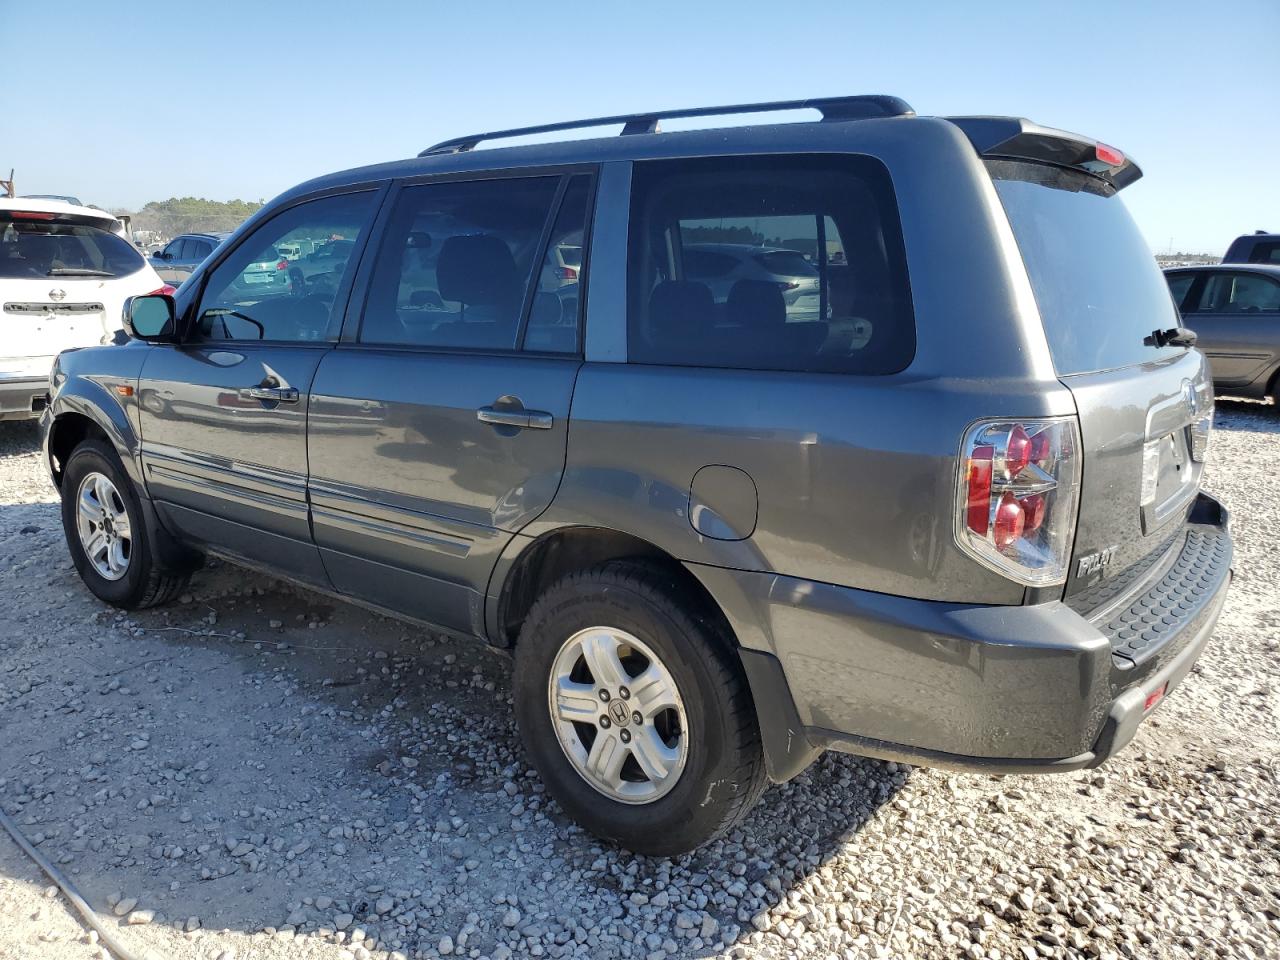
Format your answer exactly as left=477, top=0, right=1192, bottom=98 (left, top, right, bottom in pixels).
left=1248, top=242, right=1280, bottom=264
left=1196, top=272, right=1280, bottom=313
left=0, top=214, right=144, bottom=279
left=195, top=192, right=374, bottom=342
left=359, top=176, right=560, bottom=351
left=628, top=155, right=914, bottom=374
left=527, top=175, right=591, bottom=354
left=1165, top=273, right=1195, bottom=310
left=992, top=161, right=1183, bottom=374
left=190, top=240, right=214, bottom=261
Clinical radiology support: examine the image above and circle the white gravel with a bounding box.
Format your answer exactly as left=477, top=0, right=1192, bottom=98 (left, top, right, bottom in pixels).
left=0, top=402, right=1277, bottom=960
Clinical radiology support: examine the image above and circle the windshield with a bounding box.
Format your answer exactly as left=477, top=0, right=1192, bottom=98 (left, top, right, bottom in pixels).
left=991, top=161, right=1183, bottom=375
left=0, top=215, right=144, bottom=279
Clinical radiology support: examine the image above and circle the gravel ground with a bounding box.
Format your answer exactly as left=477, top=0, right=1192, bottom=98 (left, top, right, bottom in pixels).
left=0, top=402, right=1277, bottom=960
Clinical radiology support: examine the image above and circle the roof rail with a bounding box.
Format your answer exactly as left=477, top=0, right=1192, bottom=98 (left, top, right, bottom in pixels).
left=418, top=95, right=915, bottom=157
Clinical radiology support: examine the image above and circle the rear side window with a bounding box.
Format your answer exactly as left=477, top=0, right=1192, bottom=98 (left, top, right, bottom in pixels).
left=1245, top=241, right=1280, bottom=264
left=359, top=176, right=577, bottom=352
left=627, top=155, right=914, bottom=374
left=1165, top=273, right=1195, bottom=310
left=0, top=214, right=144, bottom=280
left=991, top=161, right=1183, bottom=375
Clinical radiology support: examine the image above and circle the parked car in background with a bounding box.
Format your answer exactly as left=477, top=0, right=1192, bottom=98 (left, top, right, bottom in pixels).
left=40, top=95, right=1231, bottom=855
left=1, top=198, right=169, bottom=420
left=683, top=242, right=824, bottom=321
left=1166, top=264, right=1280, bottom=404
left=150, top=232, right=229, bottom=284
left=21, top=193, right=85, bottom=206
left=1223, top=231, right=1280, bottom=265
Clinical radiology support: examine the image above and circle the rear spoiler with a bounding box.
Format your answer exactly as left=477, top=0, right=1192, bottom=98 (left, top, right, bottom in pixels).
left=946, top=117, right=1142, bottom=190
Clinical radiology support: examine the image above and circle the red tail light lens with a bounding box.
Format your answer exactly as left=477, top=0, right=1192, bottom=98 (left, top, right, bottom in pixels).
left=965, top=445, right=994, bottom=535
left=556, top=266, right=578, bottom=280
left=1004, top=424, right=1031, bottom=477
left=957, top=418, right=1081, bottom=585
left=1095, top=143, right=1125, bottom=167
left=277, top=259, right=288, bottom=271
left=10, top=210, right=57, bottom=220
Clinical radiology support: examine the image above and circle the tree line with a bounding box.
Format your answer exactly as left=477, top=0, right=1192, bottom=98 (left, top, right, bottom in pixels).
left=114, top=197, right=264, bottom=238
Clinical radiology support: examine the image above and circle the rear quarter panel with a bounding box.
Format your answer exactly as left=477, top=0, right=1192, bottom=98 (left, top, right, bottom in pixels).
left=532, top=121, right=1077, bottom=605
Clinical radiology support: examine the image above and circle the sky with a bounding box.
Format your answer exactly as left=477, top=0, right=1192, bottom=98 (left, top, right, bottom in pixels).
left=4, top=0, right=1277, bottom=254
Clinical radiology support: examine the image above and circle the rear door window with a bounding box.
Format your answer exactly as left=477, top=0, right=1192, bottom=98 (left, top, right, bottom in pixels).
left=627, top=155, right=914, bottom=374
left=359, top=174, right=583, bottom=353
left=991, top=161, right=1183, bottom=374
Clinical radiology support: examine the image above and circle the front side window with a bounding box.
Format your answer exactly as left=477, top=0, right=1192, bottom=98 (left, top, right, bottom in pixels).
left=360, top=175, right=576, bottom=351
left=1196, top=272, right=1280, bottom=314
left=194, top=192, right=375, bottom=342
left=627, top=155, right=914, bottom=374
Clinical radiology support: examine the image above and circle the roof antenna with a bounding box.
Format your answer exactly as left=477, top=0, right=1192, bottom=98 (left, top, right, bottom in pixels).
left=0, top=169, right=14, bottom=199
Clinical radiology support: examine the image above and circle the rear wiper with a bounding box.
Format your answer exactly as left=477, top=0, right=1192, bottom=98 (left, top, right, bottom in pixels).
left=1146, top=326, right=1197, bottom=348
left=47, top=268, right=114, bottom=278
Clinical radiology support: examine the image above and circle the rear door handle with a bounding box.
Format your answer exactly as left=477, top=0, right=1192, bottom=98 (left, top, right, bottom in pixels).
left=245, top=386, right=300, bottom=403
left=476, top=406, right=553, bottom=430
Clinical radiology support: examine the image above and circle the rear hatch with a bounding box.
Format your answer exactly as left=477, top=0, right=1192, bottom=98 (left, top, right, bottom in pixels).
left=1, top=209, right=153, bottom=367
left=988, top=158, right=1213, bottom=604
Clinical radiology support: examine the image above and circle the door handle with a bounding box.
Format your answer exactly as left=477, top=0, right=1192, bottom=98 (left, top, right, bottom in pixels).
left=245, top=386, right=300, bottom=403
left=476, top=405, right=553, bottom=430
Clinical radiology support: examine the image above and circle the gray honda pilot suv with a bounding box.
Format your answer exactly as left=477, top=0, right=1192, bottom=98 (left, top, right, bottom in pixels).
left=40, top=96, right=1232, bottom=855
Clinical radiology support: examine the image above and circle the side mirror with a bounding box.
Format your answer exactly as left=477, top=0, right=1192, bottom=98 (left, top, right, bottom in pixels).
left=152, top=251, right=169, bottom=260
left=123, top=295, right=178, bottom=341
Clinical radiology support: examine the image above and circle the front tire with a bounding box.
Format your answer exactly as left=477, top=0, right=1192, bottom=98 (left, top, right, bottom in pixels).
left=60, top=438, right=191, bottom=609
left=513, top=561, right=767, bottom=856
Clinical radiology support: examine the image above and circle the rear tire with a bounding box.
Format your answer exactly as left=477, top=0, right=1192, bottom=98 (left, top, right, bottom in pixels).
left=60, top=438, right=192, bottom=609
left=513, top=561, right=767, bottom=856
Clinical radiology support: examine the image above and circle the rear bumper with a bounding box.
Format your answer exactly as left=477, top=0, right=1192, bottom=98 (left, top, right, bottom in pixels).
left=698, top=492, right=1232, bottom=781
left=0, top=376, right=50, bottom=421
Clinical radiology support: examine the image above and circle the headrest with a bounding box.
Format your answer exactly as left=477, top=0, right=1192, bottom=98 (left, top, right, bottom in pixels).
left=648, top=280, right=715, bottom=340
left=727, top=279, right=787, bottom=329
left=437, top=234, right=518, bottom=307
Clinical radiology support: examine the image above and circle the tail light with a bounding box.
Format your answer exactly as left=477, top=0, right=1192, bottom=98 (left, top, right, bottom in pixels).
left=276, top=259, right=289, bottom=271
left=956, top=418, right=1081, bottom=585
left=776, top=281, right=800, bottom=291
left=556, top=266, right=578, bottom=281
left=147, top=285, right=178, bottom=296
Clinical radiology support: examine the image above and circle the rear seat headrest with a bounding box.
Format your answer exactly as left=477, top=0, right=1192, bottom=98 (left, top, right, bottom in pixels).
left=648, top=280, right=715, bottom=340
left=727, top=279, right=787, bottom=329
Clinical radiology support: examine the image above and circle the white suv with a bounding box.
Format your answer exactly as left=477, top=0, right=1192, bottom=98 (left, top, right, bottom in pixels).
left=1, top=199, right=170, bottom=420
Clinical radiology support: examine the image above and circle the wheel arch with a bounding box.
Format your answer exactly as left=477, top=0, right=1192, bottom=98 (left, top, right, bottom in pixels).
left=46, top=382, right=141, bottom=490
left=487, top=525, right=820, bottom=783
left=488, top=526, right=733, bottom=650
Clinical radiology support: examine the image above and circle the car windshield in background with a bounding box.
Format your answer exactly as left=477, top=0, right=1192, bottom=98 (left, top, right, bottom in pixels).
left=0, top=216, right=144, bottom=280
left=990, top=161, right=1183, bottom=375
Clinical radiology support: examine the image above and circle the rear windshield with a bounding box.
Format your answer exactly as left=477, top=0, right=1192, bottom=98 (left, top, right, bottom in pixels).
left=0, top=215, right=144, bottom=280
left=990, top=161, right=1183, bottom=375
left=754, top=251, right=817, bottom=276
left=558, top=244, right=582, bottom=267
